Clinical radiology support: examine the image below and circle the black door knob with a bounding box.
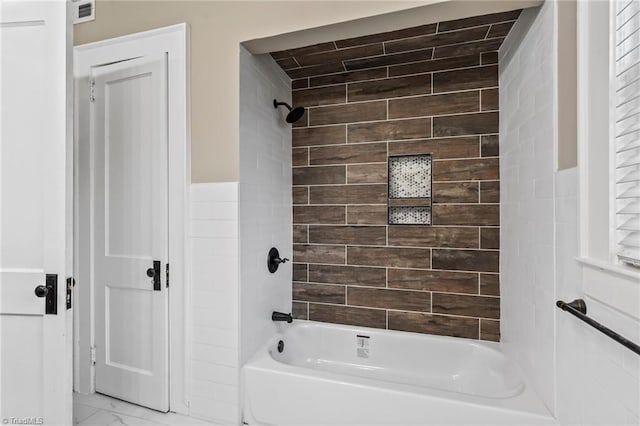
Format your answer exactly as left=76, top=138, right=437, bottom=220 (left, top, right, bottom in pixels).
left=34, top=285, right=49, bottom=298
left=146, top=268, right=155, bottom=278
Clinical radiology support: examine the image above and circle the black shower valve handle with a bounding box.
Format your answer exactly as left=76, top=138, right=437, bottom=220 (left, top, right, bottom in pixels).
left=268, top=247, right=289, bottom=273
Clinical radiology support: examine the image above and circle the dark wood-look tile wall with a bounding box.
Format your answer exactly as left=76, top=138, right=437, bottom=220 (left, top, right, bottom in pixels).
left=480, top=273, right=500, bottom=296
left=275, top=9, right=521, bottom=341
left=348, top=118, right=432, bottom=143
left=388, top=91, right=480, bottom=119
left=346, top=205, right=388, bottom=225
left=347, top=163, right=387, bottom=184
left=334, top=23, right=437, bottom=48
left=387, top=269, right=478, bottom=293
left=310, top=143, right=387, bottom=165
left=348, top=74, right=432, bottom=102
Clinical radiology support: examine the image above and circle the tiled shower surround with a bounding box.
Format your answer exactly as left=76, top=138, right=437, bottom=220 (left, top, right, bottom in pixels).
left=271, top=10, right=521, bottom=341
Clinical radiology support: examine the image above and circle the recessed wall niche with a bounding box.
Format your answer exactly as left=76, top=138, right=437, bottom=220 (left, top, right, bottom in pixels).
left=388, top=154, right=432, bottom=225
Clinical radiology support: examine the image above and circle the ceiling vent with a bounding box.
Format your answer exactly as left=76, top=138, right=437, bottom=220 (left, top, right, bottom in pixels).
left=73, top=0, right=95, bottom=24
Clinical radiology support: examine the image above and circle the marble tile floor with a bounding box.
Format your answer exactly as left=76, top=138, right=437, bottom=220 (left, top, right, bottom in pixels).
left=74, top=392, right=218, bottom=426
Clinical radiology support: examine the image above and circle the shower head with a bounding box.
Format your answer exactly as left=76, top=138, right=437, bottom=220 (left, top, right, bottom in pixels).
left=273, top=99, right=305, bottom=124
left=286, top=106, right=305, bottom=124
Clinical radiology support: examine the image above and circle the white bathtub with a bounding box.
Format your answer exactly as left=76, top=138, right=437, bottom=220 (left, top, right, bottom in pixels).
left=243, top=321, right=555, bottom=425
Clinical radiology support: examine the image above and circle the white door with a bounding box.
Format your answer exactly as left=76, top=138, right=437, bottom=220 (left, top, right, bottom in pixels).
left=0, top=1, right=72, bottom=425
left=91, top=54, right=170, bottom=412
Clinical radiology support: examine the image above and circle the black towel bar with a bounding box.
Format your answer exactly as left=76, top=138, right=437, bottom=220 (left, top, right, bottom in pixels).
left=556, top=299, right=640, bottom=356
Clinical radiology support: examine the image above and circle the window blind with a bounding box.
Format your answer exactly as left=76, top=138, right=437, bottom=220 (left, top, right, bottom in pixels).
left=615, top=0, right=640, bottom=266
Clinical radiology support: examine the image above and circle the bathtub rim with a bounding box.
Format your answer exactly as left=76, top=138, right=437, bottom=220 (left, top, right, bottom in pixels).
left=269, top=319, right=507, bottom=355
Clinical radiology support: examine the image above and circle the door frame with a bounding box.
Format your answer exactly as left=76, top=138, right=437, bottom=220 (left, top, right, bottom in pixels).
left=73, top=24, right=190, bottom=414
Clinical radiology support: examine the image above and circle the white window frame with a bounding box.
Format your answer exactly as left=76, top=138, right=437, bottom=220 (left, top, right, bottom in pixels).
left=610, top=0, right=640, bottom=269
left=577, top=0, right=640, bottom=320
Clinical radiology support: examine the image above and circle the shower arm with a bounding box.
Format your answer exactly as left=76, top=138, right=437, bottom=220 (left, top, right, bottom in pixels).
left=273, top=100, right=293, bottom=111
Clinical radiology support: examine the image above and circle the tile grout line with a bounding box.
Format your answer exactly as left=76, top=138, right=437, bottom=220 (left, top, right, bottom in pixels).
left=345, top=280, right=348, bottom=305
left=300, top=109, right=499, bottom=129
left=345, top=82, right=348, bottom=104
left=296, top=279, right=491, bottom=296
left=299, top=300, right=499, bottom=320
left=295, top=138, right=492, bottom=150
left=430, top=247, right=433, bottom=269
left=301, top=80, right=498, bottom=108
left=295, top=60, right=486, bottom=91
left=385, top=266, right=389, bottom=288
left=484, top=25, right=492, bottom=40
left=295, top=121, right=499, bottom=135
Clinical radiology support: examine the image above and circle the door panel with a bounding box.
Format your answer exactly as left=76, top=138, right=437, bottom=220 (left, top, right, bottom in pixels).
left=92, top=54, right=169, bottom=412
left=104, top=71, right=155, bottom=258
left=106, top=287, right=153, bottom=372
left=0, top=1, right=71, bottom=424
left=1, top=317, right=44, bottom=417
left=0, top=272, right=45, bottom=315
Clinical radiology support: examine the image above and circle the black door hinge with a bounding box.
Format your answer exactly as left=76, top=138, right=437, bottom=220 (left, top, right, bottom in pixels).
left=89, top=78, right=95, bottom=103
left=166, top=263, right=169, bottom=288
left=66, top=277, right=75, bottom=310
